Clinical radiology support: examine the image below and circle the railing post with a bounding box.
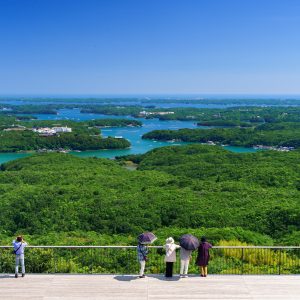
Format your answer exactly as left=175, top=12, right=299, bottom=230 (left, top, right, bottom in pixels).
left=241, top=248, right=244, bottom=275
left=278, top=248, right=282, bottom=275
left=91, top=248, right=94, bottom=274
left=54, top=248, right=57, bottom=273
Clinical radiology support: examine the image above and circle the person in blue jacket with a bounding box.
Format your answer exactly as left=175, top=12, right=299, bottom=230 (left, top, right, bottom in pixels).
left=13, top=236, right=27, bottom=278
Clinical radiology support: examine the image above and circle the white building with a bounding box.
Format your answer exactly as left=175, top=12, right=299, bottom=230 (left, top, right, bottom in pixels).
left=32, top=126, right=72, bottom=136
left=139, top=111, right=174, bottom=116
left=52, top=126, right=72, bottom=133
left=32, top=127, right=56, bottom=135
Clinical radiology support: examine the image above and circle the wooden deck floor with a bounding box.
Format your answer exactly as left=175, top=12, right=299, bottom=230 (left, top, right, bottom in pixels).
left=0, top=274, right=299, bottom=300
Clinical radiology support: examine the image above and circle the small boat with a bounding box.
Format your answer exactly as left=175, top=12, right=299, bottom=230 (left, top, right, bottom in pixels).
left=114, top=136, right=123, bottom=139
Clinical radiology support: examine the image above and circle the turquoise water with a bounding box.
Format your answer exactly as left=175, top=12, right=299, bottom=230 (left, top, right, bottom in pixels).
left=69, top=145, right=258, bottom=160
left=35, top=108, right=202, bottom=159
left=0, top=153, right=31, bottom=165
left=0, top=108, right=257, bottom=164
left=31, top=108, right=131, bottom=121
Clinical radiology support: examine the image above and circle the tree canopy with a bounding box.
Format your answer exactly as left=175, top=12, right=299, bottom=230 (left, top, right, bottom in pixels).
left=0, top=145, right=299, bottom=245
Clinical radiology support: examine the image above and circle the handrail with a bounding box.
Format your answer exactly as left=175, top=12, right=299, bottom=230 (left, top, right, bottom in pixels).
left=1, top=245, right=300, bottom=249
left=1, top=245, right=299, bottom=275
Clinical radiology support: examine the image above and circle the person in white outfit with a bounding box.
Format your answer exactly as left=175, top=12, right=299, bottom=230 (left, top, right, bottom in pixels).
left=164, top=237, right=180, bottom=277
left=180, top=247, right=192, bottom=278
left=12, top=236, right=27, bottom=278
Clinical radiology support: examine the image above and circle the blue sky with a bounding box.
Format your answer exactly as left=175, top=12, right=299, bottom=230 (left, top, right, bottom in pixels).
left=1, top=0, right=300, bottom=95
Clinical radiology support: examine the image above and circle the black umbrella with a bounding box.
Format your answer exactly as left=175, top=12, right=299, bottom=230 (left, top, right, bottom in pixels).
left=179, top=234, right=199, bottom=250
left=138, top=232, right=157, bottom=244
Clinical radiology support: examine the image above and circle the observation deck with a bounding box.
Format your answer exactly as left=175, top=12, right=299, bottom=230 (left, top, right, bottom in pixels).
left=0, top=246, right=299, bottom=299
left=0, top=274, right=299, bottom=299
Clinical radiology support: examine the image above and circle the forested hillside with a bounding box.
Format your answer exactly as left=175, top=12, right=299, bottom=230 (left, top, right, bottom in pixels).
left=0, top=145, right=299, bottom=245
left=142, top=123, right=300, bottom=148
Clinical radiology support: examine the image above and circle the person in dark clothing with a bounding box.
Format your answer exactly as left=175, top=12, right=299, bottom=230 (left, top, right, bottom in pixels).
left=195, top=236, right=212, bottom=277
left=137, top=242, right=148, bottom=278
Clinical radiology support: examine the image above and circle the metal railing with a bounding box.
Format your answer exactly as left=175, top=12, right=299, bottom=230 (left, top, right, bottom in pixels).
left=1, top=246, right=299, bottom=275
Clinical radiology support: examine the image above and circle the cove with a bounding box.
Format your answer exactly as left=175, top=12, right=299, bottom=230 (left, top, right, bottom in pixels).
left=0, top=108, right=258, bottom=164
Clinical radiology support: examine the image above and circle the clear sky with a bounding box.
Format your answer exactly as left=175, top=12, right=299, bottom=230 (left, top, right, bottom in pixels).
left=1, top=0, right=300, bottom=95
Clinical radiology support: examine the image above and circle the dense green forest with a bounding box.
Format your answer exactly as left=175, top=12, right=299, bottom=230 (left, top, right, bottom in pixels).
left=151, top=106, right=300, bottom=122
left=0, top=118, right=136, bottom=152
left=86, top=119, right=142, bottom=127
left=142, top=122, right=300, bottom=148
left=0, top=145, right=299, bottom=244
left=80, top=105, right=143, bottom=116
left=0, top=115, right=141, bottom=130
left=0, top=131, right=130, bottom=152
left=0, top=144, right=299, bottom=274
left=141, top=106, right=300, bottom=148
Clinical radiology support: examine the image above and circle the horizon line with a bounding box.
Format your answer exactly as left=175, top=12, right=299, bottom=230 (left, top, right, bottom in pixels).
left=1, top=93, right=300, bottom=98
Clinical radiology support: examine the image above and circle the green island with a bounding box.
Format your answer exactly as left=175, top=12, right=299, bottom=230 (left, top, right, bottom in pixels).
left=78, top=105, right=300, bottom=130
left=142, top=122, right=300, bottom=149
left=140, top=106, right=300, bottom=149
left=80, top=105, right=143, bottom=116
left=2, top=103, right=300, bottom=126
left=0, top=117, right=142, bottom=152
left=0, top=104, right=59, bottom=114
left=86, top=119, right=141, bottom=127
left=148, top=106, right=300, bottom=122
left=0, top=144, right=299, bottom=273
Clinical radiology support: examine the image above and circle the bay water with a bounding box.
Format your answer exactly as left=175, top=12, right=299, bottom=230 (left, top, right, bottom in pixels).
left=0, top=108, right=257, bottom=164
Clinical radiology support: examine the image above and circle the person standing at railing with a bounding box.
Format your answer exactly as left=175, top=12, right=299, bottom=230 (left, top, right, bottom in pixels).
left=137, top=242, right=148, bottom=278
left=164, top=237, right=180, bottom=277
left=180, top=248, right=192, bottom=278
left=12, top=236, right=27, bottom=278
left=196, top=236, right=212, bottom=277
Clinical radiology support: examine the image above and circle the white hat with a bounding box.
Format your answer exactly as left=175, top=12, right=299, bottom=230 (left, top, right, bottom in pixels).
left=166, top=237, right=174, bottom=244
